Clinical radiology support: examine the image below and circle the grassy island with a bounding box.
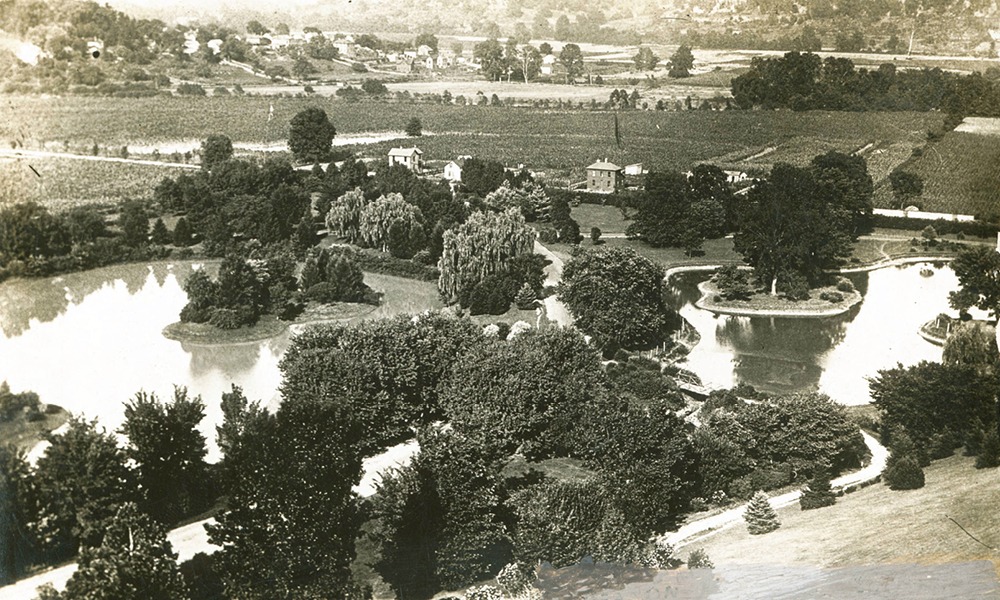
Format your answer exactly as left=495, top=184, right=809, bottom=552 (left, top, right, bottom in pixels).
left=696, top=273, right=864, bottom=318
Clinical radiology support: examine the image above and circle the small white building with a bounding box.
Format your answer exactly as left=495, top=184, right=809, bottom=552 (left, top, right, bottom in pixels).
left=443, top=156, right=471, bottom=182
left=724, top=170, right=749, bottom=184
left=388, top=147, right=423, bottom=173
left=624, top=163, right=644, bottom=176
left=540, top=53, right=557, bottom=75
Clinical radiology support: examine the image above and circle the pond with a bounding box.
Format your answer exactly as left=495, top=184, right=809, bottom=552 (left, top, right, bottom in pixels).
left=0, top=262, right=442, bottom=461
left=667, top=262, right=958, bottom=405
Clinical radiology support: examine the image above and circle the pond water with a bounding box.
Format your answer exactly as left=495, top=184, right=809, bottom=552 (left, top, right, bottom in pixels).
left=0, top=262, right=442, bottom=461
left=667, top=262, right=958, bottom=405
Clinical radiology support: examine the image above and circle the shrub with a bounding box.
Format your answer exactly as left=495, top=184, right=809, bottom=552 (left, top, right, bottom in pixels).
left=777, top=273, right=810, bottom=301
left=883, top=455, right=925, bottom=490
left=208, top=306, right=256, bottom=329
left=714, top=265, right=754, bottom=300
left=819, top=291, right=844, bottom=303
left=495, top=563, right=533, bottom=597
left=835, top=278, right=855, bottom=293
left=743, top=491, right=780, bottom=534
left=687, top=548, right=714, bottom=569
left=975, top=429, right=1000, bottom=469
left=515, top=282, right=537, bottom=310
left=179, top=304, right=212, bottom=324
left=176, top=83, right=207, bottom=96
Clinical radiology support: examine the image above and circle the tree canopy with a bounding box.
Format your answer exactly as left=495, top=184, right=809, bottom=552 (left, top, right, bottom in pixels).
left=949, top=245, right=1000, bottom=318
left=288, top=107, right=336, bottom=163
left=557, top=246, right=674, bottom=353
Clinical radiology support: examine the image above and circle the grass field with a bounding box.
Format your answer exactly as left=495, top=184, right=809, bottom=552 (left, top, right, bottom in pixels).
left=0, top=158, right=182, bottom=208
left=877, top=128, right=1000, bottom=220
left=690, top=454, right=1000, bottom=572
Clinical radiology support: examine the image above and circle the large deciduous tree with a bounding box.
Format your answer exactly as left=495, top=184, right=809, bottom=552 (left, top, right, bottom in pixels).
left=28, top=417, right=134, bottom=563
left=200, top=135, right=233, bottom=171
left=949, top=245, right=1000, bottom=319
left=288, top=107, right=336, bottom=164
left=626, top=166, right=728, bottom=252
left=557, top=246, right=673, bottom=353
left=358, top=193, right=425, bottom=254
left=61, top=503, right=187, bottom=600
left=559, top=43, right=584, bottom=82
left=474, top=38, right=506, bottom=81
left=888, top=169, right=923, bottom=209
left=668, top=45, right=694, bottom=78
left=207, top=395, right=364, bottom=599
left=633, top=46, right=659, bottom=71
left=326, top=187, right=369, bottom=244
left=733, top=163, right=853, bottom=294
left=438, top=208, right=535, bottom=304
left=120, top=387, right=210, bottom=525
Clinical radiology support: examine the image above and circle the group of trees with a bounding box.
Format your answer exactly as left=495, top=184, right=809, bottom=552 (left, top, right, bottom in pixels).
left=473, top=39, right=583, bottom=82
left=0, top=388, right=213, bottom=587
left=732, top=52, right=1000, bottom=115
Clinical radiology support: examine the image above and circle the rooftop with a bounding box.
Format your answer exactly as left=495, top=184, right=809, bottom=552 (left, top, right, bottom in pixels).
left=587, top=161, right=621, bottom=171
left=388, top=147, right=423, bottom=156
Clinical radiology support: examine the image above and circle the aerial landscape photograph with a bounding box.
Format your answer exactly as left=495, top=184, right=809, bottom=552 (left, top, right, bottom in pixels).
left=1, top=0, right=1000, bottom=597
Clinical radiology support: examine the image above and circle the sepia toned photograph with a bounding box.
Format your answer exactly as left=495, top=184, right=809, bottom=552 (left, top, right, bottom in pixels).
left=1, top=0, right=999, bottom=597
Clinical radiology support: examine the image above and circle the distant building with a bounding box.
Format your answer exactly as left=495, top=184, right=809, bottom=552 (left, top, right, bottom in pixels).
left=624, top=163, right=644, bottom=176
left=417, top=44, right=433, bottom=57
left=723, top=170, right=749, bottom=184
left=586, top=160, right=623, bottom=193
left=388, top=147, right=423, bottom=173
left=444, top=155, right=471, bottom=182
left=540, top=53, right=557, bottom=75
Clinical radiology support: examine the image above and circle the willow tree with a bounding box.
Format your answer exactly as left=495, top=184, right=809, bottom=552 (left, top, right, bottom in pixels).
left=359, top=193, right=423, bottom=252
left=438, top=208, right=536, bottom=304
left=325, top=187, right=368, bottom=243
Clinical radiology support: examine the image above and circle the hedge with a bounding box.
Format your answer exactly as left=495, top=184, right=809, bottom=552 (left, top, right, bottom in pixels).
left=327, top=245, right=440, bottom=282
left=871, top=214, right=999, bottom=238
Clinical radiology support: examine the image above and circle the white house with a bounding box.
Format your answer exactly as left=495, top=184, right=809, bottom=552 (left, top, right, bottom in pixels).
left=444, top=156, right=471, bottom=182
left=417, top=44, right=433, bottom=57
left=388, top=147, right=423, bottom=173
left=723, top=170, right=749, bottom=184
left=624, top=163, right=644, bottom=176
left=540, top=53, right=557, bottom=75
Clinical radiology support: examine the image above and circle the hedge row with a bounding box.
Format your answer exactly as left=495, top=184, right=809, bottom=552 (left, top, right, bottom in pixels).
left=871, top=214, right=1000, bottom=238
left=547, top=187, right=628, bottom=208
left=328, top=245, right=440, bottom=282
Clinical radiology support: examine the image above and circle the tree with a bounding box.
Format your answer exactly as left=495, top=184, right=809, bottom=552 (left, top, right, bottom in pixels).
left=633, top=46, right=659, bottom=71
left=358, top=193, right=424, bottom=253
left=288, top=107, right=336, bottom=164
left=590, top=227, right=601, bottom=244
left=743, top=491, right=780, bottom=534
left=948, top=245, right=1000, bottom=319
left=326, top=188, right=369, bottom=244
left=150, top=218, right=171, bottom=245
left=733, top=163, right=854, bottom=294
left=118, top=200, right=149, bottom=248
left=668, top=45, right=694, bottom=78
left=798, top=470, right=836, bottom=510
left=0, top=202, right=71, bottom=264
left=64, top=206, right=107, bottom=245
left=200, top=135, right=233, bottom=171
left=810, top=150, right=874, bottom=235
left=0, top=445, right=32, bottom=584
left=61, top=503, right=187, bottom=600
left=292, top=58, right=316, bottom=79
left=516, top=45, right=542, bottom=82
left=207, top=396, right=365, bottom=599
left=474, top=38, right=506, bottom=81
left=461, top=157, right=507, bottom=196
left=626, top=167, right=727, bottom=252
left=975, top=429, right=1000, bottom=468
left=28, top=417, right=134, bottom=563
left=414, top=32, right=439, bottom=53
left=942, top=321, right=999, bottom=375
left=294, top=213, right=318, bottom=254
left=246, top=20, right=268, bottom=35
left=889, top=169, right=923, bottom=209
left=405, top=117, right=422, bottom=137
left=514, top=282, right=537, bottom=309
left=883, top=453, right=925, bottom=490
left=557, top=246, right=672, bottom=353
left=559, top=43, right=584, bottom=82
left=438, top=208, right=535, bottom=304
left=120, top=387, right=210, bottom=525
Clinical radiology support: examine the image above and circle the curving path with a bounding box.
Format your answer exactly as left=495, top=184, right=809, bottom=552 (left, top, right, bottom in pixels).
left=663, top=430, right=889, bottom=549
left=534, top=240, right=573, bottom=328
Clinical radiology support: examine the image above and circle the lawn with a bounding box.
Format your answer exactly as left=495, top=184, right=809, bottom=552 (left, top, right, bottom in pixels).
left=688, top=454, right=1000, bottom=573
left=569, top=203, right=630, bottom=234
left=876, top=127, right=1000, bottom=220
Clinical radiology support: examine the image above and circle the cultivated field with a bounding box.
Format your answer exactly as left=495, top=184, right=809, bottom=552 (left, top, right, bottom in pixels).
left=877, top=127, right=1000, bottom=219
left=690, top=454, right=1000, bottom=573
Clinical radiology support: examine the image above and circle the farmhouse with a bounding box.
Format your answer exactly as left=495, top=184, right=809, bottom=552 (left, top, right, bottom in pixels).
left=388, top=147, right=423, bottom=173
left=586, top=160, right=624, bottom=193
left=444, top=156, right=471, bottom=182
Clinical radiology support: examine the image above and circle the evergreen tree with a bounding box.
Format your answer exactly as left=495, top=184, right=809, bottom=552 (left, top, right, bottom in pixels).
left=405, top=117, right=423, bottom=137
left=514, top=282, right=537, bottom=310
left=798, top=470, right=836, bottom=510
left=743, top=491, right=779, bottom=534
left=150, top=218, right=171, bottom=245
left=975, top=428, right=1000, bottom=469
left=294, top=213, right=318, bottom=254
left=883, top=455, right=925, bottom=490
left=173, top=217, right=193, bottom=246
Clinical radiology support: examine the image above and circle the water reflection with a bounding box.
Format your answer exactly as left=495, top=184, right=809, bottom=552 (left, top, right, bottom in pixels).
left=669, top=263, right=949, bottom=404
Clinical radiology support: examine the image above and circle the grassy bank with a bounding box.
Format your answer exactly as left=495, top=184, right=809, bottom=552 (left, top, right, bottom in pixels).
left=689, top=454, right=1000, bottom=572
left=0, top=406, right=70, bottom=453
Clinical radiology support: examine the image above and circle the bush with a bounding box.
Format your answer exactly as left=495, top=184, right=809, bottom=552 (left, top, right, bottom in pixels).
left=883, top=455, right=925, bottom=490
left=714, top=265, right=754, bottom=300
left=179, top=304, right=212, bottom=324
left=819, top=291, right=844, bottom=303
left=687, top=548, right=714, bottom=569
left=495, top=563, right=533, bottom=597
left=176, top=83, right=207, bottom=96
left=975, top=429, right=1000, bottom=469
left=835, top=278, right=855, bottom=293
left=208, top=306, right=257, bottom=329
left=798, top=471, right=836, bottom=510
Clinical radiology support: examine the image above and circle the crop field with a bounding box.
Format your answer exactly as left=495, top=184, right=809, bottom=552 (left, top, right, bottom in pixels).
left=875, top=128, right=1000, bottom=220
left=0, top=158, right=180, bottom=209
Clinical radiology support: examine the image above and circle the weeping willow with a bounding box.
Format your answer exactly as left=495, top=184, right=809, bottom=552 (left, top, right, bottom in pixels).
left=438, top=208, right=536, bottom=304
left=325, top=187, right=367, bottom=244
left=358, top=193, right=423, bottom=252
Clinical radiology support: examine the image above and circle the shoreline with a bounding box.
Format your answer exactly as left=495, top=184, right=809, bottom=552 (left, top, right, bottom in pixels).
left=694, top=280, right=864, bottom=319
